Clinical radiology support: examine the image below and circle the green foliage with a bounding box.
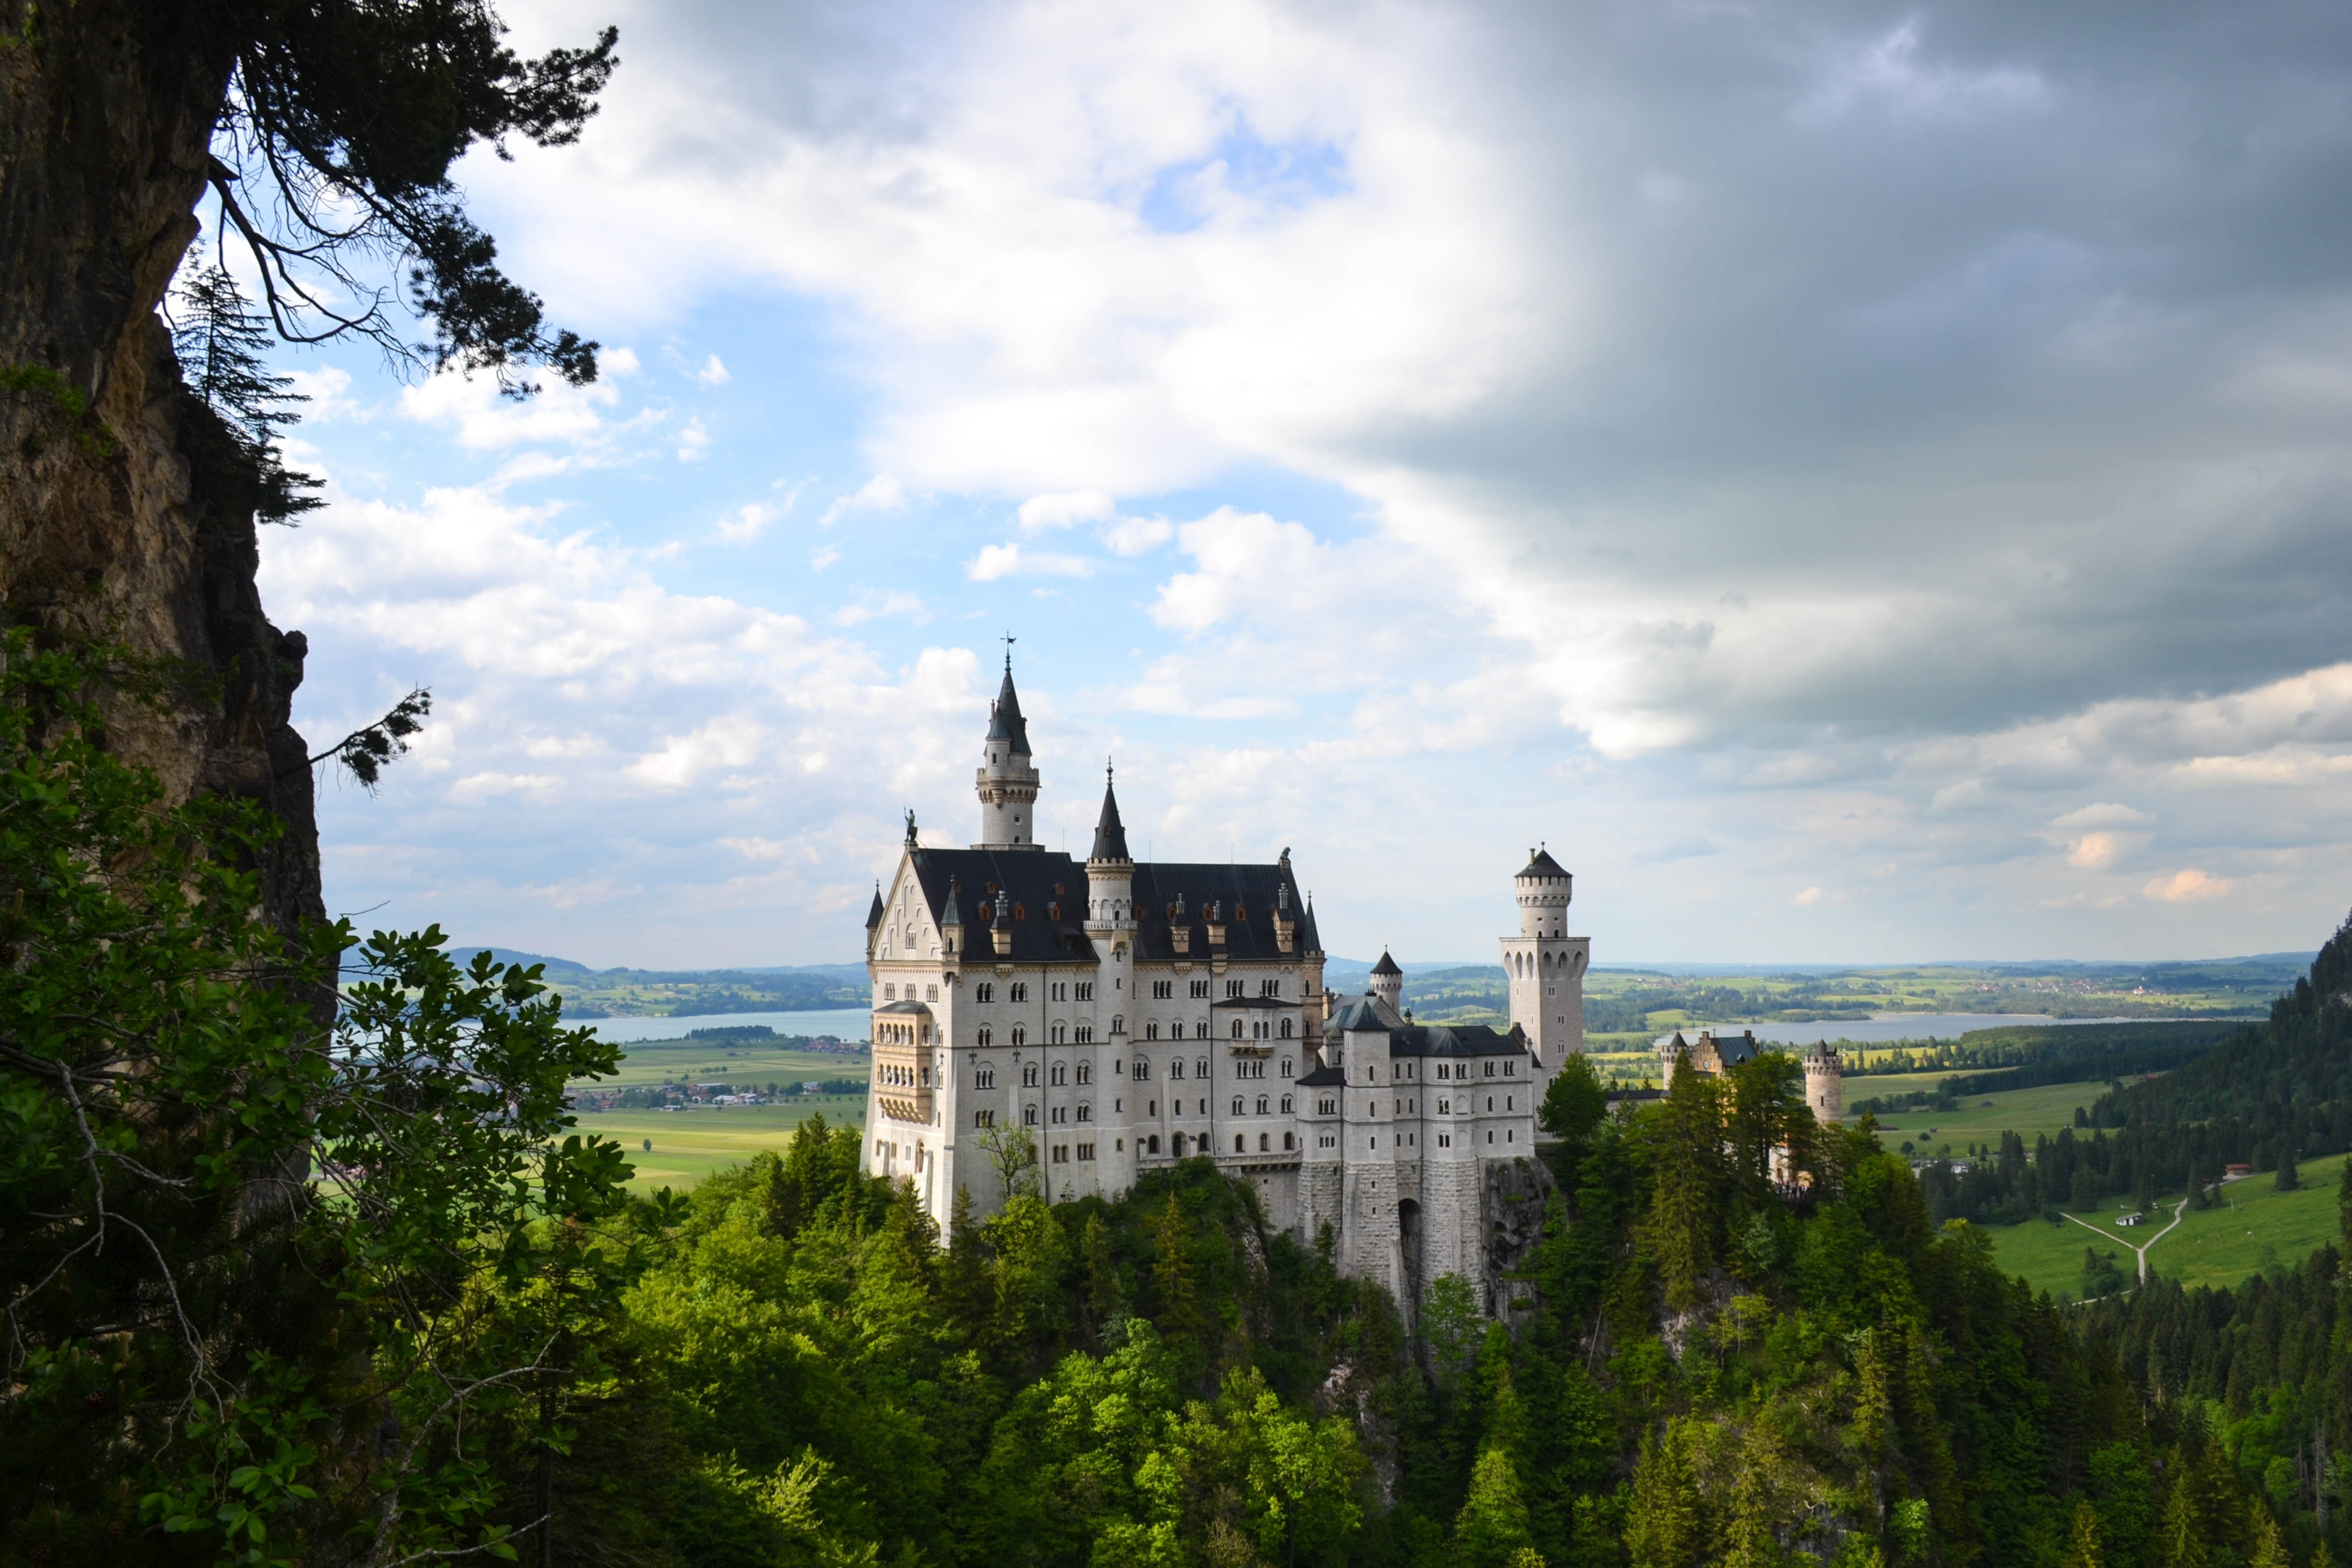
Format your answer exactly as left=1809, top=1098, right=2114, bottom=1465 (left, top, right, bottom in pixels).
left=168, top=265, right=323, bottom=523
left=0, top=629, right=633, bottom=1563
left=0, top=361, right=118, bottom=458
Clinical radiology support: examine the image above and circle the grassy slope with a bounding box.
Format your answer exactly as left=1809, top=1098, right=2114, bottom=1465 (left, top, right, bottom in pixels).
left=1860, top=1079, right=2103, bottom=1153
left=581, top=1101, right=869, bottom=1191
left=1985, top=1160, right=2345, bottom=1300
left=586, top=1034, right=870, bottom=1091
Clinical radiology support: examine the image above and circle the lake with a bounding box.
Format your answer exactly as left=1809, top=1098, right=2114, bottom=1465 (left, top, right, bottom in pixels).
left=579, top=1007, right=873, bottom=1045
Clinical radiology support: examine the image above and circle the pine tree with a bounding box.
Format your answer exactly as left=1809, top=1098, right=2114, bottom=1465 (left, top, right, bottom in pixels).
left=1722, top=1423, right=1786, bottom=1568
left=1454, top=1445, right=1538, bottom=1568
left=2158, top=1465, right=2211, bottom=1568
left=2247, top=1504, right=2289, bottom=1568
left=1644, top=1054, right=1726, bottom=1314
left=169, top=263, right=325, bottom=523
left=2063, top=1501, right=2105, bottom=1568
left=1149, top=1192, right=1204, bottom=1343
left=2274, top=1149, right=2299, bottom=1192
left=1627, top=1420, right=1707, bottom=1568
left=1082, top=1210, right=1120, bottom=1324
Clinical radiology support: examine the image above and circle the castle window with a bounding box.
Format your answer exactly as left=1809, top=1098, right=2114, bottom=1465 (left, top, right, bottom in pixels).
left=1077, top=1102, right=1091, bottom=1122
left=1148, top=1135, right=1160, bottom=1154
left=1190, top=979, right=1210, bottom=1000
left=978, top=982, right=994, bottom=1004
left=1231, top=1020, right=1244, bottom=1040
left=1280, top=1018, right=1293, bottom=1038
left=1014, top=904, right=1025, bottom=920
left=1152, top=980, right=1172, bottom=1000
left=884, top=984, right=896, bottom=1000
left=1196, top=1058, right=1209, bottom=1080
left=1234, top=1135, right=1246, bottom=1153
left=976, top=1065, right=995, bottom=1089
left=974, top=1109, right=993, bottom=1127
left=927, top=985, right=938, bottom=1001
left=1011, top=982, right=1029, bottom=1003
left=1022, top=1064, right=1039, bottom=1087
left=1025, top=1105, right=1039, bottom=1125
left=1280, top=1058, right=1292, bottom=1077
left=1504, top=1061, right=1515, bottom=1076
left=1051, top=1064, right=1066, bottom=1086
left=1195, top=1021, right=1208, bottom=1040
left=1052, top=982, right=1065, bottom=1001
left=1052, top=1106, right=1066, bottom=1123
left=1261, top=978, right=1279, bottom=996
left=1076, top=1062, right=1091, bottom=1085
left=1051, top=1023, right=1066, bottom=1044
left=1256, top=1095, right=1269, bottom=1115
left=1146, top=1022, right=1159, bottom=1040
left=1109, top=1015, right=1122, bottom=1036
left=1439, top=1099, right=1449, bottom=1114
left=1280, top=1094, right=1293, bottom=1113
left=1170, top=1058, right=1184, bottom=1080
left=1078, top=1142, right=1094, bottom=1161
left=1134, top=1059, right=1149, bottom=1080
left=1075, top=1023, right=1094, bottom=1043
left=1319, top=1098, right=1336, bottom=1116
left=1484, top=1062, right=1496, bottom=1077
left=1225, top=979, right=1243, bottom=999
left=1011, top=1026, right=1027, bottom=1047
left=977, top=1028, right=993, bottom=1048
left=1231, top=1096, right=1243, bottom=1116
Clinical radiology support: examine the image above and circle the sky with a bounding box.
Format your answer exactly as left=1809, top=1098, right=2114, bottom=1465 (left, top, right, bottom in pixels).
left=250, top=0, right=2352, bottom=971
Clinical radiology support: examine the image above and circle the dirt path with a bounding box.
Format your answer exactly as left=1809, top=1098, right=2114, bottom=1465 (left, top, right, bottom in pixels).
left=2061, top=1194, right=2190, bottom=1283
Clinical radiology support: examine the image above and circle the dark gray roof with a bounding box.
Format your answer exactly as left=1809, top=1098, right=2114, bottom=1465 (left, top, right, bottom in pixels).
left=1090, top=775, right=1131, bottom=862
left=1517, top=847, right=1570, bottom=880
left=875, top=999, right=931, bottom=1014
left=866, top=884, right=885, bottom=929
left=1387, top=1022, right=1526, bottom=1059
left=1330, top=996, right=1388, bottom=1033
left=1297, top=1062, right=1345, bottom=1087
left=1370, top=950, right=1402, bottom=976
left=901, top=848, right=1312, bottom=968
left=985, top=662, right=1032, bottom=753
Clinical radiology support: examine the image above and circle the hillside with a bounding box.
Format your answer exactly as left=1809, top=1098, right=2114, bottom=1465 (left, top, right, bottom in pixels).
left=464, top=948, right=869, bottom=1016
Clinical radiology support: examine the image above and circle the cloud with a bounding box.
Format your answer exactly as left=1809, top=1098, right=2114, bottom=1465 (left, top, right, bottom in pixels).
left=676, top=419, right=710, bottom=462
left=695, top=354, right=731, bottom=386
left=1017, top=490, right=1116, bottom=531
left=713, top=503, right=774, bottom=543
left=966, top=542, right=1094, bottom=582
left=2143, top=869, right=2231, bottom=903
left=818, top=473, right=906, bottom=527
left=833, top=590, right=925, bottom=626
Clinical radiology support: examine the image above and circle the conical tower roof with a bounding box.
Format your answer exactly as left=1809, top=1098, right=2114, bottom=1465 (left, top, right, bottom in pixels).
left=1089, top=768, right=1131, bottom=862
left=1370, top=949, right=1402, bottom=977
left=865, top=882, right=884, bottom=929
left=985, top=657, right=1032, bottom=753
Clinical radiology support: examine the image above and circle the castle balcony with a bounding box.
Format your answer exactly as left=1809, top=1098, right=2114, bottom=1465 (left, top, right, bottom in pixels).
left=873, top=1000, right=936, bottom=1124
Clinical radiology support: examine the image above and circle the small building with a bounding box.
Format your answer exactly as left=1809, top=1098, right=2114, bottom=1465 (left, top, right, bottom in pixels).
left=2223, top=1163, right=2252, bottom=1181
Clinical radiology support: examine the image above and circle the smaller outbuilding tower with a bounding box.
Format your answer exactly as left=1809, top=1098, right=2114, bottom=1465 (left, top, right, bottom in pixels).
left=1802, top=1042, right=1843, bottom=1127
left=1369, top=950, right=1403, bottom=1014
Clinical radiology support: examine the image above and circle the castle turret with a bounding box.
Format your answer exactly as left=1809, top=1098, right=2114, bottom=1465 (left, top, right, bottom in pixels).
left=1502, top=844, right=1588, bottom=1110
left=1369, top=950, right=1403, bottom=1014
left=975, top=655, right=1042, bottom=850
left=1802, top=1041, right=1842, bottom=1127
left=1086, top=768, right=1136, bottom=1044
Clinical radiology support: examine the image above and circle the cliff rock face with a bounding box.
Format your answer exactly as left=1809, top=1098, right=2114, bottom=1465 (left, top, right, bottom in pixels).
left=1, top=6, right=321, bottom=935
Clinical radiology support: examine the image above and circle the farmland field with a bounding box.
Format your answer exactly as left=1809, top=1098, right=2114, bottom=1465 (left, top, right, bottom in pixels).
left=1856, top=1079, right=2107, bottom=1154
left=583, top=1032, right=869, bottom=1091
left=1984, top=1160, right=2345, bottom=1301
left=576, top=1101, right=869, bottom=1192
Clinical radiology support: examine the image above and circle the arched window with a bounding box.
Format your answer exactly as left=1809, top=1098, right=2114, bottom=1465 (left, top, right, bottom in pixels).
left=1011, top=1025, right=1026, bottom=1047
left=1283, top=1131, right=1294, bottom=1150
left=1170, top=1132, right=1184, bottom=1155
left=1233, top=1134, right=1245, bottom=1153
left=1257, top=1095, right=1269, bottom=1115
left=978, top=982, right=995, bottom=1002
left=1279, top=1018, right=1293, bottom=1038
left=1051, top=1063, right=1066, bottom=1086
left=1023, top=1104, right=1038, bottom=1125
left=1146, top=1021, right=1160, bottom=1040
left=976, top=1065, right=996, bottom=1089
left=1077, top=1102, right=1091, bottom=1122
left=1134, top=1058, right=1150, bottom=1080
left=1195, top=1057, right=1209, bottom=1080
left=1170, top=1058, right=1185, bottom=1080
left=1110, top=1015, right=1123, bottom=1036
left=1022, top=1064, right=1039, bottom=1087
left=1051, top=1023, right=1066, bottom=1044
left=1148, top=1134, right=1161, bottom=1154
left=1281, top=1095, right=1293, bottom=1113
left=1231, top=1020, right=1244, bottom=1040
left=1195, top=1020, right=1208, bottom=1040
left=1279, top=1058, right=1292, bottom=1078
left=1076, top=1062, right=1091, bottom=1084
left=977, top=1026, right=993, bottom=1047
left=1258, top=1133, right=1269, bottom=1151
left=1230, top=1096, right=1243, bottom=1115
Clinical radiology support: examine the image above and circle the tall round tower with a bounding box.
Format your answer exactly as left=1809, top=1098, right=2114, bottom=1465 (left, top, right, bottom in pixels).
left=1515, top=846, right=1571, bottom=938
left=975, top=654, right=1042, bottom=850
left=1369, top=950, right=1403, bottom=1014
left=1802, top=1042, right=1842, bottom=1127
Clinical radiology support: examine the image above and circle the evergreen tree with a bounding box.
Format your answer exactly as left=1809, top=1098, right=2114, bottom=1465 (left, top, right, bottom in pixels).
left=169, top=263, right=325, bottom=522
left=2274, top=1149, right=2300, bottom=1191
left=2247, top=1503, right=2289, bottom=1568
left=1149, top=1192, right=1205, bottom=1344
left=1454, top=1445, right=1538, bottom=1568
left=1643, top=1053, right=1726, bottom=1314
left=2063, top=1501, right=2107, bottom=1568
left=1626, top=1420, right=1707, bottom=1568
left=2158, top=1461, right=2212, bottom=1568
left=1083, top=1210, right=1122, bottom=1324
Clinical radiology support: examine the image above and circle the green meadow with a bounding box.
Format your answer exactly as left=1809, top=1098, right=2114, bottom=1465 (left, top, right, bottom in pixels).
left=577, top=1101, right=869, bottom=1192
left=1984, top=1160, right=2345, bottom=1301
left=586, top=1032, right=868, bottom=1091
left=1856, top=1077, right=2105, bottom=1155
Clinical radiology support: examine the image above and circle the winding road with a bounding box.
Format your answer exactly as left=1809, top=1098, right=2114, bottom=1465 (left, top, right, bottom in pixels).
left=2063, top=1193, right=2190, bottom=1285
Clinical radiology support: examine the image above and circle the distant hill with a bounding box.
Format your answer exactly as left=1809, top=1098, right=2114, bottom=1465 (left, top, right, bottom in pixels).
left=454, top=947, right=869, bottom=1017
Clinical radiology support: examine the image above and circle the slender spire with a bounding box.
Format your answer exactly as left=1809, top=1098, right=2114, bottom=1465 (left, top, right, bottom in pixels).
left=1089, top=764, right=1131, bottom=863
left=866, top=880, right=884, bottom=930
left=985, top=655, right=1031, bottom=753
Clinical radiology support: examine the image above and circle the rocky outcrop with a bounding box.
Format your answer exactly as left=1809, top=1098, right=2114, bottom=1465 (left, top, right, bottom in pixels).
left=1480, top=1155, right=1552, bottom=1323
left=1, top=6, right=321, bottom=938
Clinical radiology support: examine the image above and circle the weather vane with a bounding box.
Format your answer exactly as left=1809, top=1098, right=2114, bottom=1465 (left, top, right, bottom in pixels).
left=1002, top=632, right=1016, bottom=670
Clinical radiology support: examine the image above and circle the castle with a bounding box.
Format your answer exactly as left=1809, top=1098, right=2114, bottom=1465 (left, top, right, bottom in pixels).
left=861, top=659, right=1588, bottom=1311
left=1656, top=1028, right=1843, bottom=1128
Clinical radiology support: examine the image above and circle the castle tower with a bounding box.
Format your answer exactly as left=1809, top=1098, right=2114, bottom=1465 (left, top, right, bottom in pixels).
left=1502, top=845, right=1589, bottom=1109
left=975, top=655, right=1042, bottom=850
left=1085, top=766, right=1137, bottom=1047
left=1802, top=1042, right=1842, bottom=1127
left=1369, top=950, right=1403, bottom=1014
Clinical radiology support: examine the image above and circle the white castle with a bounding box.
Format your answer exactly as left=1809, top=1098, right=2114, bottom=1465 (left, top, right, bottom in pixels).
left=861, top=659, right=1590, bottom=1311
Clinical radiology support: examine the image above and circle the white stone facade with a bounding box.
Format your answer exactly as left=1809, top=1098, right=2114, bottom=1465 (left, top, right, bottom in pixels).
left=859, top=662, right=1573, bottom=1312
